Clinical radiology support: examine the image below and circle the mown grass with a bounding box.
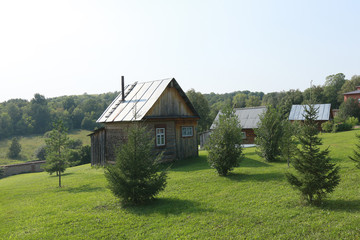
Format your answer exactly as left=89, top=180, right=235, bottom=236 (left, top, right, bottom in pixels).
left=0, top=130, right=91, bottom=165
left=0, top=130, right=360, bottom=239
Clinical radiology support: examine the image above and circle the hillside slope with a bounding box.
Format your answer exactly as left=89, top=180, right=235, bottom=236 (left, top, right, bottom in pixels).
left=0, top=130, right=359, bottom=239
left=0, top=130, right=91, bottom=165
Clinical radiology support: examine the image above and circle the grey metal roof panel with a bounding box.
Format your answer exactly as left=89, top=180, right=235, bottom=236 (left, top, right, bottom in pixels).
left=288, top=104, right=331, bottom=121
left=97, top=78, right=173, bottom=123
left=211, top=106, right=267, bottom=130
left=343, top=90, right=360, bottom=95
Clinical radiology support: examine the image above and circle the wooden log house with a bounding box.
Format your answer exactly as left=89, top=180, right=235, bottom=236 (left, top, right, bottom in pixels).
left=90, top=78, right=200, bottom=165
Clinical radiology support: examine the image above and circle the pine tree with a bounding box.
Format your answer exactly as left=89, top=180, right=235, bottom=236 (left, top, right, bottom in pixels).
left=7, top=137, right=22, bottom=159
left=286, top=104, right=340, bottom=205
left=206, top=108, right=243, bottom=176
left=349, top=134, right=360, bottom=169
left=42, top=121, right=70, bottom=187
left=104, top=124, right=167, bottom=205
left=255, top=106, right=283, bottom=162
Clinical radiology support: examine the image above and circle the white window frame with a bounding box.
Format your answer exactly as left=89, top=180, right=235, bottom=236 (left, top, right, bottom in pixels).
left=156, top=128, right=166, bottom=146
left=182, top=126, right=193, bottom=137
left=241, top=131, right=246, bottom=139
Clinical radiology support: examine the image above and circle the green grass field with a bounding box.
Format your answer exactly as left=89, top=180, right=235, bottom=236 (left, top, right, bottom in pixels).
left=0, top=130, right=91, bottom=165
left=0, top=130, right=360, bottom=239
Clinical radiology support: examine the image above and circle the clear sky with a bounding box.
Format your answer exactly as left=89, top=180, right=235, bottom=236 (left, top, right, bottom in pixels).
left=1, top=0, right=359, bottom=102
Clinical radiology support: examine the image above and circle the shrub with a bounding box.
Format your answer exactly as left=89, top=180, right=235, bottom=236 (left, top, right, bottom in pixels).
left=34, top=145, right=47, bottom=160
left=206, top=108, right=243, bottom=176
left=0, top=166, right=5, bottom=179
left=349, top=134, right=360, bottom=169
left=321, top=121, right=333, bottom=132
left=345, top=116, right=359, bottom=127
left=104, top=124, right=167, bottom=205
left=255, top=106, right=283, bottom=162
left=79, top=145, right=91, bottom=165
left=68, top=149, right=81, bottom=167
left=333, top=122, right=352, bottom=132
left=67, top=139, right=83, bottom=149
left=7, top=137, right=22, bottom=159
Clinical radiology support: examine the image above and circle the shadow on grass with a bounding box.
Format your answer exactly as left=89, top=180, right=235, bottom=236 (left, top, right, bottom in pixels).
left=226, top=172, right=285, bottom=182
left=168, top=154, right=210, bottom=172
left=321, top=199, right=360, bottom=212
left=241, top=157, right=270, bottom=168
left=124, top=198, right=211, bottom=216
left=49, top=172, right=74, bottom=177
left=61, top=184, right=103, bottom=193
left=95, top=198, right=210, bottom=216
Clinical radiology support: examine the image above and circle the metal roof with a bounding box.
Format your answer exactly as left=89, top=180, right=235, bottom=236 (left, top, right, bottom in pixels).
left=343, top=90, right=360, bottom=95
left=288, top=104, right=331, bottom=121
left=211, top=106, right=267, bottom=130
left=97, top=78, right=199, bottom=123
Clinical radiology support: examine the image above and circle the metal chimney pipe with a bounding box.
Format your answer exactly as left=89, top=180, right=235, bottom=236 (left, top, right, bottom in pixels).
left=121, top=76, right=125, bottom=101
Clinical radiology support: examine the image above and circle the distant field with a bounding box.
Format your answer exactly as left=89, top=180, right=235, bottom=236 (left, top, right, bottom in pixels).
left=0, top=130, right=91, bottom=165
left=0, top=129, right=359, bottom=239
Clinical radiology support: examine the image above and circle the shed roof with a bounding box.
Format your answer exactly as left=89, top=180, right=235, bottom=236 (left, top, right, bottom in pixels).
left=97, top=78, right=199, bottom=123
left=288, top=104, right=332, bottom=121
left=211, top=106, right=267, bottom=130
left=343, top=90, right=360, bottom=95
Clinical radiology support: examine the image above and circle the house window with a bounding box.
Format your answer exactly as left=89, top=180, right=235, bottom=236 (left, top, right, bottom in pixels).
left=156, top=128, right=166, bottom=146
left=241, top=132, right=246, bottom=139
left=182, top=126, right=193, bottom=137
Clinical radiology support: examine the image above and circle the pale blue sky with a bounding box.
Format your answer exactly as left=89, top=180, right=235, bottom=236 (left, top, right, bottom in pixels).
left=1, top=0, right=359, bottom=102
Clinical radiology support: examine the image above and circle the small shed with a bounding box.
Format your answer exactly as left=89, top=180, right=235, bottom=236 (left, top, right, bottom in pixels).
left=288, top=104, right=333, bottom=130
left=200, top=106, right=267, bottom=148
left=90, top=78, right=200, bottom=165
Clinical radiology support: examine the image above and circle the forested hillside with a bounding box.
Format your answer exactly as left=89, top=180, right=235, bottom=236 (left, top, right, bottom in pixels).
left=1, top=73, right=359, bottom=139
left=0, top=92, right=118, bottom=140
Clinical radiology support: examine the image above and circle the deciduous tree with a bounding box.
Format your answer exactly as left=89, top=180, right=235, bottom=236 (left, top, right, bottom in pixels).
left=43, top=121, right=70, bottom=187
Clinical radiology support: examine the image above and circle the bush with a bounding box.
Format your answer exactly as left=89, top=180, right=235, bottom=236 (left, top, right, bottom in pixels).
left=255, top=106, right=283, bottom=162
left=321, top=121, right=333, bottom=132
left=104, top=124, right=167, bottom=205
left=79, top=145, right=91, bottom=165
left=333, top=122, right=352, bottom=132
left=67, top=139, right=83, bottom=149
left=206, top=108, right=243, bottom=175
left=345, top=116, right=359, bottom=127
left=34, top=145, right=47, bottom=160
left=7, top=137, right=22, bottom=159
left=0, top=166, right=5, bottom=179
left=68, top=149, right=81, bottom=167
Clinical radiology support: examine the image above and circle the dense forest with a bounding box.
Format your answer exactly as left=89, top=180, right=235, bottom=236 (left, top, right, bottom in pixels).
left=1, top=73, right=359, bottom=139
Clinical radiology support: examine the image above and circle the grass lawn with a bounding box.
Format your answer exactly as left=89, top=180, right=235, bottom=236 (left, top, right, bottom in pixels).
left=0, top=130, right=360, bottom=239
left=0, top=130, right=91, bottom=166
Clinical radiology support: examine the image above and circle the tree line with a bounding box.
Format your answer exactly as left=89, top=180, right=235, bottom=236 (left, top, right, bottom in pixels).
left=0, top=92, right=118, bottom=139
left=1, top=72, right=359, bottom=140
left=187, top=73, right=360, bottom=133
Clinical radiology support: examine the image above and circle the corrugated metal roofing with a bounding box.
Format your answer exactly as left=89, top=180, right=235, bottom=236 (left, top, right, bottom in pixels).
left=288, top=104, right=331, bottom=121
left=97, top=78, right=173, bottom=123
left=211, top=106, right=267, bottom=130
left=97, top=78, right=199, bottom=123
left=343, top=90, right=360, bottom=95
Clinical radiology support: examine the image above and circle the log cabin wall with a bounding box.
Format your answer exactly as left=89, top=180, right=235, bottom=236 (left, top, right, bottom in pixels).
left=242, top=129, right=256, bottom=144
left=175, top=119, right=198, bottom=159
left=90, top=128, right=106, bottom=166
